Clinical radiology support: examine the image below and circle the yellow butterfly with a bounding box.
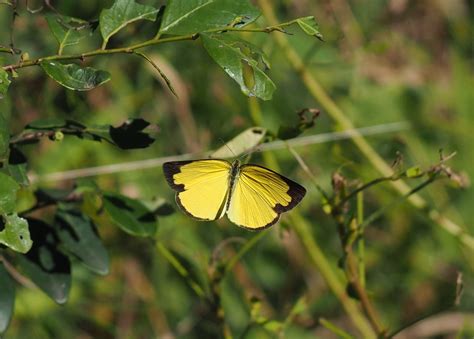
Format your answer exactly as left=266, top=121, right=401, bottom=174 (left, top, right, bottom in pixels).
left=163, top=159, right=306, bottom=230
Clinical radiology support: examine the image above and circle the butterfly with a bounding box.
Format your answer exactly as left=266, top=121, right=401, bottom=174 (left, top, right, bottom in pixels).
left=163, top=159, right=306, bottom=230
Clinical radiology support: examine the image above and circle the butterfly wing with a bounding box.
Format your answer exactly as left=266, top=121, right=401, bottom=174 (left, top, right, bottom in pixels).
left=226, top=164, right=306, bottom=230
left=163, top=160, right=231, bottom=220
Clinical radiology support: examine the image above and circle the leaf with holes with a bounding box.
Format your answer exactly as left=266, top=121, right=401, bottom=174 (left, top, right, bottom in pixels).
left=55, top=208, right=109, bottom=275
left=160, top=0, right=260, bottom=35
left=18, top=219, right=71, bottom=304
left=41, top=61, right=110, bottom=91
left=103, top=192, right=157, bottom=237
left=202, top=33, right=275, bottom=100
left=295, top=16, right=323, bottom=41
left=0, top=262, right=15, bottom=334
left=0, top=69, right=10, bottom=99
left=100, top=0, right=159, bottom=47
left=0, top=213, right=32, bottom=253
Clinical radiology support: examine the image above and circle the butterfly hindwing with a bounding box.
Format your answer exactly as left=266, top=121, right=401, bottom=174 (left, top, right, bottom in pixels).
left=226, top=164, right=306, bottom=230
left=163, top=160, right=231, bottom=220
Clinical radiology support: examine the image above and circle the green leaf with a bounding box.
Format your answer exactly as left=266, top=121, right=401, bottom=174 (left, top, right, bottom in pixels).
left=55, top=208, right=109, bottom=275
left=26, top=118, right=67, bottom=129
left=0, top=113, right=9, bottom=160
left=40, top=61, right=111, bottom=91
left=211, top=127, right=266, bottom=158
left=0, top=263, right=15, bottom=334
left=103, top=192, right=157, bottom=237
left=295, top=16, right=323, bottom=41
left=0, top=68, right=11, bottom=99
left=202, top=33, right=276, bottom=100
left=0, top=213, right=32, bottom=253
left=45, top=14, right=89, bottom=52
left=160, top=0, right=260, bottom=35
left=99, top=0, right=159, bottom=47
left=18, top=219, right=71, bottom=304
left=0, top=173, right=19, bottom=214
left=406, top=166, right=422, bottom=178
left=7, top=147, right=29, bottom=185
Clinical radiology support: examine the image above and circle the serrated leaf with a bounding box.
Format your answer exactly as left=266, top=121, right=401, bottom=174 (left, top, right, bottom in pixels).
left=18, top=219, right=71, bottom=304
left=100, top=0, right=159, bottom=47
left=296, top=16, right=323, bottom=41
left=160, top=0, right=260, bottom=35
left=202, top=33, right=276, bottom=100
left=0, top=69, right=11, bottom=99
left=0, top=213, right=32, bottom=253
left=103, top=192, right=157, bottom=237
left=46, top=14, right=89, bottom=52
left=0, top=263, right=15, bottom=334
left=41, top=61, right=110, bottom=91
left=211, top=127, right=266, bottom=158
left=0, top=173, right=19, bottom=214
left=55, top=208, right=109, bottom=275
left=0, top=114, right=9, bottom=159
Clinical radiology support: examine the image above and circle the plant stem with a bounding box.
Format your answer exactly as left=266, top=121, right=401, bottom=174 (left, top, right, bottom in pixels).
left=156, top=242, right=207, bottom=299
left=257, top=0, right=474, bottom=251
left=290, top=213, right=376, bottom=338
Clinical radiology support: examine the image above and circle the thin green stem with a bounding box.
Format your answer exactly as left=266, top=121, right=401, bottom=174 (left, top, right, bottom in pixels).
left=224, top=230, right=268, bottom=276
left=156, top=242, right=207, bottom=299
left=357, top=190, right=366, bottom=288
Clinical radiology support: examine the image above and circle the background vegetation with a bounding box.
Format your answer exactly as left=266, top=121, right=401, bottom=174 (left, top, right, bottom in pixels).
left=0, top=0, right=473, bottom=338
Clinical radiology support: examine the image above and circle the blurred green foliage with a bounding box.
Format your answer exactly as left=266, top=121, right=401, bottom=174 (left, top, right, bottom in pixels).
left=0, top=0, right=473, bottom=338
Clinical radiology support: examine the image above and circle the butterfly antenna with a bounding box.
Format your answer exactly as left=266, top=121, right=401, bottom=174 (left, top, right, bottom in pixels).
left=239, top=144, right=262, bottom=163
left=217, top=137, right=237, bottom=158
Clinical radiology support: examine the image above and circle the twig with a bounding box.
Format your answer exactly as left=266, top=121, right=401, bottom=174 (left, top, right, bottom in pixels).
left=29, top=122, right=409, bottom=183
left=1, top=19, right=304, bottom=72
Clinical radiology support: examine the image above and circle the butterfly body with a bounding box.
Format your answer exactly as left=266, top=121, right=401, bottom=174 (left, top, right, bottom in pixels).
left=163, top=159, right=306, bottom=230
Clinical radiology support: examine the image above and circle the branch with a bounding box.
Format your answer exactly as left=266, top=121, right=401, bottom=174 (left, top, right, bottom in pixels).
left=1, top=20, right=299, bottom=72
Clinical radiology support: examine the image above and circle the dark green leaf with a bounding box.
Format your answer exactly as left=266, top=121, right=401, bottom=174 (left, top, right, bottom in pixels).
left=295, top=16, right=323, bottom=41
left=0, top=263, right=15, bottom=334
left=35, top=188, right=74, bottom=203
left=55, top=208, right=109, bottom=275
left=109, top=118, right=155, bottom=149
left=7, top=147, right=29, bottom=185
left=103, top=192, right=157, bottom=237
left=18, top=219, right=71, bottom=304
left=0, top=213, right=32, bottom=253
left=0, top=173, right=19, bottom=214
left=202, top=33, right=276, bottom=100
left=211, top=127, right=266, bottom=158
left=0, top=114, right=8, bottom=160
left=99, top=0, right=159, bottom=47
left=41, top=61, right=111, bottom=91
left=26, top=117, right=67, bottom=129
left=277, top=108, right=320, bottom=139
left=46, top=14, right=90, bottom=52
left=160, top=0, right=260, bottom=35
left=0, top=69, right=11, bottom=99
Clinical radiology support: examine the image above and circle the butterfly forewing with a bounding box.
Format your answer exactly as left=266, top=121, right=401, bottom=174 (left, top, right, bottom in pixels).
left=163, top=160, right=232, bottom=220
left=226, top=164, right=306, bottom=230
